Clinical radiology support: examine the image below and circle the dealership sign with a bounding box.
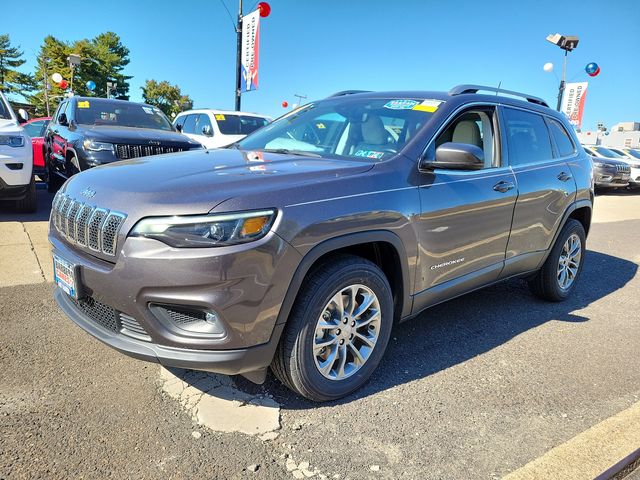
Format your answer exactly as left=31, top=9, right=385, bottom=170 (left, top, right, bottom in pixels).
left=241, top=9, right=261, bottom=92
left=561, top=82, right=588, bottom=129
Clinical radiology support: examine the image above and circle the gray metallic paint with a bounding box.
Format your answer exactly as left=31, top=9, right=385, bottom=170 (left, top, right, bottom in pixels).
left=49, top=89, right=594, bottom=378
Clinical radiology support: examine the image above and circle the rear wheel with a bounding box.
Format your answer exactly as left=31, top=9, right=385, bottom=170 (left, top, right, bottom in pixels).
left=15, top=176, right=37, bottom=213
left=272, top=255, right=393, bottom=402
left=528, top=219, right=586, bottom=302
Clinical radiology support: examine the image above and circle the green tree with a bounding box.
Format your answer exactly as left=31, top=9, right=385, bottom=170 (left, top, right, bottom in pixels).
left=29, top=32, right=132, bottom=116
left=0, top=34, right=34, bottom=97
left=141, top=79, right=193, bottom=118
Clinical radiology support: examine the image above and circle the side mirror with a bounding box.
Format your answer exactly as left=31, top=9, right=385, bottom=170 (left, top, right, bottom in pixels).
left=175, top=123, right=182, bottom=132
left=202, top=125, right=213, bottom=136
left=420, top=142, right=485, bottom=170
left=58, top=113, right=68, bottom=126
left=17, top=108, right=29, bottom=123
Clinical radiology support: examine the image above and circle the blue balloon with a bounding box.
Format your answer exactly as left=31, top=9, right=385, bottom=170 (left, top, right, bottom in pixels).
left=585, top=62, right=598, bottom=75
left=86, top=80, right=96, bottom=91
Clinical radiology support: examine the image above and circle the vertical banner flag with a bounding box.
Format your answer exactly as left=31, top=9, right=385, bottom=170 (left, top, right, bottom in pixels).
left=561, top=82, right=588, bottom=129
left=241, top=9, right=261, bottom=93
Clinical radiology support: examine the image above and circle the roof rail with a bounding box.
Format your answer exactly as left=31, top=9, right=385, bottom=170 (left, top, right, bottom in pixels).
left=328, top=90, right=371, bottom=98
left=449, top=84, right=549, bottom=108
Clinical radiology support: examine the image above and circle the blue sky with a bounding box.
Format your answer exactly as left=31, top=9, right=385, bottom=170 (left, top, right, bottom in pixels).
left=4, top=0, right=639, bottom=130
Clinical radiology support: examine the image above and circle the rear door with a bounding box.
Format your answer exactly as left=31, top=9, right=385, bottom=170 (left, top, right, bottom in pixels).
left=414, top=104, right=518, bottom=309
left=500, top=106, right=576, bottom=275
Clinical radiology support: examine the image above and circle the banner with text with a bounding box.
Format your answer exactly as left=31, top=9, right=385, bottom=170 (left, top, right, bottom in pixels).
left=241, top=9, right=261, bottom=93
left=561, top=82, right=588, bottom=129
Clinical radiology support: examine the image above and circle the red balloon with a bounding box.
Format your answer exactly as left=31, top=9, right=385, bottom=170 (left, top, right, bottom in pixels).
left=257, top=1, right=271, bottom=17
left=59, top=80, right=68, bottom=89
left=281, top=101, right=288, bottom=108
left=589, top=66, right=601, bottom=77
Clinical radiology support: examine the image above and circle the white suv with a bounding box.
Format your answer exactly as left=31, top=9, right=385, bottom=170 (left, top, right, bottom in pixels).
left=173, top=109, right=271, bottom=149
left=0, top=92, right=35, bottom=212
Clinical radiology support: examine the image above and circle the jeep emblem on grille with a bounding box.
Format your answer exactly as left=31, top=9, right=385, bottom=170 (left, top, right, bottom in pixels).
left=148, top=140, right=161, bottom=146
left=81, top=187, right=96, bottom=199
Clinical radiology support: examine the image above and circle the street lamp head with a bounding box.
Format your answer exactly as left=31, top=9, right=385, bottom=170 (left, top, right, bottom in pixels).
left=546, top=33, right=579, bottom=51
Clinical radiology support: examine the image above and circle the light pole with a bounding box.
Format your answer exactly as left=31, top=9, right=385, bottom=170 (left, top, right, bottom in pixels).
left=67, top=54, right=81, bottom=95
left=545, top=33, right=579, bottom=111
left=234, top=0, right=243, bottom=111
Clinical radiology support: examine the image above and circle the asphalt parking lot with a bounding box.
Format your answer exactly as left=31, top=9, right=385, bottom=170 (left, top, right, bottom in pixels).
left=1, top=186, right=639, bottom=479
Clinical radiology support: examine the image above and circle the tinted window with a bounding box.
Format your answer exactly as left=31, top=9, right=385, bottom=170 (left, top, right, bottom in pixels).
left=181, top=114, right=197, bottom=134
left=195, top=114, right=213, bottom=135
left=56, top=102, right=68, bottom=123
left=74, top=99, right=173, bottom=131
left=593, top=146, right=623, bottom=158
left=548, top=118, right=575, bottom=157
left=503, top=108, right=553, bottom=165
left=217, top=114, right=269, bottom=136
left=23, top=120, right=49, bottom=138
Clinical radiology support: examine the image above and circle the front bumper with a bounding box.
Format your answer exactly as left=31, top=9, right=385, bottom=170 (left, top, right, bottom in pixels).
left=49, top=224, right=301, bottom=374
left=629, top=166, right=640, bottom=185
left=0, top=144, right=32, bottom=193
left=55, top=288, right=284, bottom=375
left=593, top=166, right=630, bottom=188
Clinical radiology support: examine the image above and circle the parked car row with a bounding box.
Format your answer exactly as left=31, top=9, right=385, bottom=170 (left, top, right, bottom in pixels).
left=583, top=144, right=640, bottom=190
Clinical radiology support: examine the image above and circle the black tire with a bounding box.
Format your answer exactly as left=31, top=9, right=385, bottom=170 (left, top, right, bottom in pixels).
left=271, top=255, right=394, bottom=402
left=528, top=219, right=586, bottom=302
left=15, top=176, right=37, bottom=213
left=46, top=163, right=63, bottom=193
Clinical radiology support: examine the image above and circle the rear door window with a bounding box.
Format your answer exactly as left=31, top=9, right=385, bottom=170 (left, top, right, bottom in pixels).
left=503, top=107, right=553, bottom=165
left=195, top=114, right=213, bottom=136
left=547, top=118, right=576, bottom=157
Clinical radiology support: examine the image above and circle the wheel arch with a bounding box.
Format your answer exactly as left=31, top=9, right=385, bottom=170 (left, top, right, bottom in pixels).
left=275, top=231, right=412, bottom=329
left=540, top=199, right=592, bottom=266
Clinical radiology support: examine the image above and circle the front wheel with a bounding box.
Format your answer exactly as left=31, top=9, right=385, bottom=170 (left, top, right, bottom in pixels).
left=528, top=219, right=586, bottom=302
left=15, top=176, right=37, bottom=213
left=271, top=255, right=394, bottom=402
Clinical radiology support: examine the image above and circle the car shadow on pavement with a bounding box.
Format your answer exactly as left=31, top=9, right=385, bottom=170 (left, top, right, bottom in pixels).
left=0, top=183, right=54, bottom=222
left=231, top=249, right=637, bottom=408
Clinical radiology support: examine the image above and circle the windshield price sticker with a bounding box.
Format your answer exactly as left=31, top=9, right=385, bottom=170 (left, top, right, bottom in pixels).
left=77, top=101, right=90, bottom=109
left=412, top=99, right=443, bottom=112
left=383, top=99, right=419, bottom=110
left=215, top=114, right=226, bottom=121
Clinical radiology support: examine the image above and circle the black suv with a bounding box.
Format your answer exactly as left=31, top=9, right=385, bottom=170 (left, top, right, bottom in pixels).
left=44, top=97, right=202, bottom=192
left=49, top=85, right=593, bottom=401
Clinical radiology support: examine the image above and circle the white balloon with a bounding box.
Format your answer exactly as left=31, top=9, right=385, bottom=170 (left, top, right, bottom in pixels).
left=291, top=103, right=298, bottom=109
left=51, top=72, right=63, bottom=83
left=543, top=62, right=554, bottom=73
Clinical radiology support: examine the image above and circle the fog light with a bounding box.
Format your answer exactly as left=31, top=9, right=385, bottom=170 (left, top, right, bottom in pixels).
left=205, top=311, right=219, bottom=324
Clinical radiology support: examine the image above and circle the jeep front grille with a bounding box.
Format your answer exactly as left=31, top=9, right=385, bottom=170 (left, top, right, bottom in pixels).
left=52, top=193, right=127, bottom=257
left=616, top=164, right=631, bottom=173
left=115, top=144, right=186, bottom=160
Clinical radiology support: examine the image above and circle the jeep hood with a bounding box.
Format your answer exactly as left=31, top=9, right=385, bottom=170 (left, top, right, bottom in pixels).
left=0, top=118, right=22, bottom=135
left=61, top=148, right=374, bottom=217
left=80, top=125, right=198, bottom=146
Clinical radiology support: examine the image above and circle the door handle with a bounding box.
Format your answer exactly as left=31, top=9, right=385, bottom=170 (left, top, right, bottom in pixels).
left=557, top=171, right=572, bottom=182
left=493, top=180, right=515, bottom=193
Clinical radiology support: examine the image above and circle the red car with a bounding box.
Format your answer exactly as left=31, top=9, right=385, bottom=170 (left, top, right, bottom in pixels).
left=22, top=117, right=51, bottom=179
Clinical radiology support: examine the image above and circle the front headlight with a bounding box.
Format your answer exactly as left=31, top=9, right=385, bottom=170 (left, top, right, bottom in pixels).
left=83, top=139, right=114, bottom=152
left=593, top=161, right=613, bottom=168
left=0, top=135, right=25, bottom=148
left=130, top=210, right=276, bottom=248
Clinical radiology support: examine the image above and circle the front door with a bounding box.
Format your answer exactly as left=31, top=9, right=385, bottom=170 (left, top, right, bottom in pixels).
left=414, top=105, right=517, bottom=310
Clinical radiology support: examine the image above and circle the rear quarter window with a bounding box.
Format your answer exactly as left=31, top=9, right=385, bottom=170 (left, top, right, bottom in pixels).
left=547, top=118, right=576, bottom=157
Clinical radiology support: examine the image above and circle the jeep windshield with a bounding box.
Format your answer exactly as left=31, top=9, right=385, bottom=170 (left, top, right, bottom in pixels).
left=238, top=97, right=439, bottom=161
left=74, top=99, right=174, bottom=131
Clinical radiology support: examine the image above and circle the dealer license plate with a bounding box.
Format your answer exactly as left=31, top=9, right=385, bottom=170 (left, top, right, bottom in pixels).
left=53, top=255, right=78, bottom=299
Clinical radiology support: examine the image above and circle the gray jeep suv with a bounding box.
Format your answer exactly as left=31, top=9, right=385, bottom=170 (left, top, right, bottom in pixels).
left=49, top=85, right=593, bottom=401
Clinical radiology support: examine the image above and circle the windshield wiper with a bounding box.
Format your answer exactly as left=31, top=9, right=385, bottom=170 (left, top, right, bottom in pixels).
left=261, top=148, right=322, bottom=158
